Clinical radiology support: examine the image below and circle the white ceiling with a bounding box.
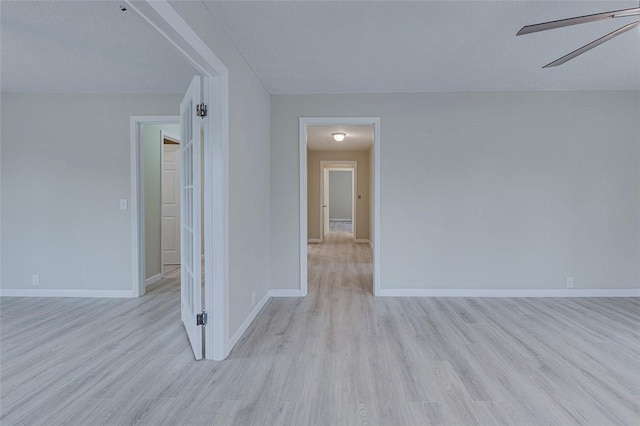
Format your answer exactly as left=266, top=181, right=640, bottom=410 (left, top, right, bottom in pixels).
left=206, top=0, right=640, bottom=94
left=308, top=125, right=373, bottom=151
left=0, top=1, right=198, bottom=93
left=3, top=1, right=638, bottom=95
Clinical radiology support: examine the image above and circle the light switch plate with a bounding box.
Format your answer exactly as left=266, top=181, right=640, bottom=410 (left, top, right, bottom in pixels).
left=119, top=199, right=128, bottom=210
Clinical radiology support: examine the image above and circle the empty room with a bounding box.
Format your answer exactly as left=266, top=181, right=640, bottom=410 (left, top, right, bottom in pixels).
left=1, top=1, right=639, bottom=425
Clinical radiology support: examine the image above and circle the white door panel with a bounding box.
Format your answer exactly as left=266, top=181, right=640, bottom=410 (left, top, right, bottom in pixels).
left=162, top=216, right=178, bottom=254
left=323, top=168, right=330, bottom=238
left=162, top=144, right=180, bottom=265
left=180, top=76, right=203, bottom=360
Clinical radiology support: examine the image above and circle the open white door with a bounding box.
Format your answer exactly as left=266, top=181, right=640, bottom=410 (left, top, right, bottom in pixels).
left=162, top=142, right=181, bottom=266
left=323, top=168, right=330, bottom=239
left=180, top=76, right=204, bottom=360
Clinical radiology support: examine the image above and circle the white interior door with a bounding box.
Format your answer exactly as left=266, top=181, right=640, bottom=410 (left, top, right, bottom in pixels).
left=323, top=168, right=330, bottom=238
left=180, top=76, right=203, bottom=360
left=162, top=143, right=180, bottom=265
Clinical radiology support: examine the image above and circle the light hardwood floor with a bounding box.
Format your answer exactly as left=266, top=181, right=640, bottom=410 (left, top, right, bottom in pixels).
left=1, top=228, right=639, bottom=425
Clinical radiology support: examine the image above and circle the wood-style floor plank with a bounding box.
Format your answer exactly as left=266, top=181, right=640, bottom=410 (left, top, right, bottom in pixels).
left=1, top=224, right=639, bottom=425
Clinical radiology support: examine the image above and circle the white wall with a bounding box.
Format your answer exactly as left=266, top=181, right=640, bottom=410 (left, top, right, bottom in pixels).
left=1, top=93, right=180, bottom=293
left=271, top=91, right=640, bottom=291
left=142, top=123, right=179, bottom=279
left=328, top=170, right=352, bottom=221
left=369, top=148, right=374, bottom=248
left=170, top=1, right=272, bottom=334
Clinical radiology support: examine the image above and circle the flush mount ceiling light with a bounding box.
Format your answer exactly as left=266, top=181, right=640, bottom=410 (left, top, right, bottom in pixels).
left=332, top=132, right=346, bottom=142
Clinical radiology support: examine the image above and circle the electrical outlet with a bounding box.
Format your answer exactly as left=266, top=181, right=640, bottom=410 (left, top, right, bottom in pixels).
left=32, top=274, right=40, bottom=287
left=251, top=292, right=256, bottom=306
left=566, top=277, right=574, bottom=289
left=119, top=199, right=128, bottom=210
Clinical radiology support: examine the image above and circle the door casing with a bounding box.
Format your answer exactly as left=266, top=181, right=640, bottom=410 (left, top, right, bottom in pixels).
left=299, top=117, right=381, bottom=297
left=130, top=116, right=179, bottom=295
left=320, top=162, right=357, bottom=242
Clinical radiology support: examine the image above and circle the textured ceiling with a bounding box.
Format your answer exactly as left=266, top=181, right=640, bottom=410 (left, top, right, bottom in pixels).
left=1, top=1, right=198, bottom=93
left=206, top=0, right=640, bottom=94
left=308, top=125, right=373, bottom=151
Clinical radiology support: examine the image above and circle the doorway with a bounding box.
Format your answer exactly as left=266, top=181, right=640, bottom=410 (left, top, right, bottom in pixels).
left=161, top=131, right=181, bottom=273
left=321, top=162, right=357, bottom=242
left=300, top=118, right=381, bottom=296
left=136, top=119, right=180, bottom=289
left=128, top=0, right=232, bottom=362
left=130, top=103, right=216, bottom=360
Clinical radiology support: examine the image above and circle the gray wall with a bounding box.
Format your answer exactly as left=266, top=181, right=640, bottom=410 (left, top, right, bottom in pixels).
left=328, top=170, right=352, bottom=221
left=171, top=1, right=272, bottom=334
left=142, top=123, right=179, bottom=280
left=1, top=93, right=180, bottom=291
left=271, top=91, right=640, bottom=291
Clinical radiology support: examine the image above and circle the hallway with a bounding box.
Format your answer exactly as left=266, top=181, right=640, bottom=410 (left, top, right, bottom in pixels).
left=308, top=220, right=373, bottom=296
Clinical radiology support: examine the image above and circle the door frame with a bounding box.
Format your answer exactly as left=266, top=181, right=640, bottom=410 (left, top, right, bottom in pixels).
left=127, top=0, right=230, bottom=361
left=320, top=161, right=357, bottom=242
left=131, top=116, right=179, bottom=295
left=160, top=130, right=180, bottom=272
left=299, top=117, right=381, bottom=296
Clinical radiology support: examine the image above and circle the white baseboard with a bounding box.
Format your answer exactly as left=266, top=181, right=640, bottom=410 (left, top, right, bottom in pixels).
left=308, top=238, right=321, bottom=243
left=376, top=288, right=640, bottom=298
left=227, top=290, right=270, bottom=351
left=354, top=239, right=370, bottom=244
left=0, top=289, right=135, bottom=298
left=330, top=219, right=352, bottom=222
left=145, top=273, right=162, bottom=287
left=269, top=289, right=303, bottom=297
left=226, top=288, right=303, bottom=354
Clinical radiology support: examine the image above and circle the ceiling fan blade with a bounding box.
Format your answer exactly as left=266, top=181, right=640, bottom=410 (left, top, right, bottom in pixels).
left=542, top=21, right=640, bottom=68
left=517, top=7, right=640, bottom=35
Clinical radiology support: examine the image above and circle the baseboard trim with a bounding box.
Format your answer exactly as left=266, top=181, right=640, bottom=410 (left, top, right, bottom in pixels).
left=145, top=273, right=162, bottom=287
left=227, top=290, right=270, bottom=352
left=377, top=288, right=640, bottom=298
left=0, top=289, right=135, bottom=298
left=329, top=219, right=352, bottom=222
left=269, top=289, right=303, bottom=297
left=307, top=238, right=321, bottom=243
left=354, top=239, right=370, bottom=244
left=225, top=288, right=303, bottom=354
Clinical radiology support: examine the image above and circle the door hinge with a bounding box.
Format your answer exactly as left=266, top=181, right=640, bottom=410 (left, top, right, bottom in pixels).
left=196, top=103, right=208, bottom=118
left=196, top=311, right=208, bottom=326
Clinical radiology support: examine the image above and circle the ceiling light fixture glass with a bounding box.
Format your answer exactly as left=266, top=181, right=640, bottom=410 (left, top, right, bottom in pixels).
left=332, top=132, right=346, bottom=142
